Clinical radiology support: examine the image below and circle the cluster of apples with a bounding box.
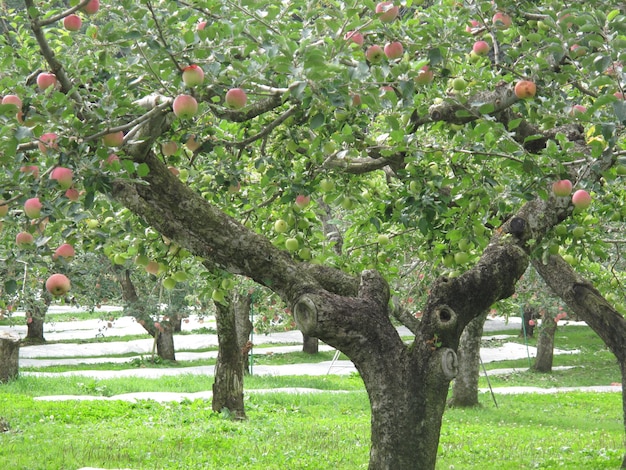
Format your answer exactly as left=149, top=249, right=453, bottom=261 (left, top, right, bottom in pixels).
left=62, top=0, right=100, bottom=32
left=552, top=179, right=592, bottom=209
left=468, top=11, right=512, bottom=61
left=172, top=63, right=248, bottom=119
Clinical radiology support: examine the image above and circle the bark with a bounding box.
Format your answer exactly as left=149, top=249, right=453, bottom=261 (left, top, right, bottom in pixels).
left=533, top=255, right=626, bottom=465
left=155, top=326, right=176, bottom=361
left=448, top=310, right=488, bottom=408
left=212, top=296, right=246, bottom=419
left=302, top=334, right=319, bottom=354
left=520, top=303, right=538, bottom=338
left=532, top=313, right=557, bottom=373
left=233, top=291, right=253, bottom=374
left=0, top=331, right=20, bottom=382
left=24, top=292, right=51, bottom=344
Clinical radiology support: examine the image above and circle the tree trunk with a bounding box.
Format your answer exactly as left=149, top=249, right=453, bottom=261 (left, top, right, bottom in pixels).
left=233, top=291, right=253, bottom=374
left=520, top=303, right=538, bottom=338
left=532, top=255, right=626, bottom=466
left=0, top=331, right=20, bottom=382
left=532, top=313, right=557, bottom=372
left=25, top=312, right=45, bottom=343
left=448, top=310, right=488, bottom=407
left=212, top=295, right=246, bottom=419
left=171, top=313, right=182, bottom=332
left=155, top=325, right=176, bottom=361
left=302, top=333, right=319, bottom=354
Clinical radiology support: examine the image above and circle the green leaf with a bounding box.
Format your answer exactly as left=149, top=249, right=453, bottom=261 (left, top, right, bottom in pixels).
left=4, top=279, right=18, bottom=295
left=309, top=113, right=325, bottom=130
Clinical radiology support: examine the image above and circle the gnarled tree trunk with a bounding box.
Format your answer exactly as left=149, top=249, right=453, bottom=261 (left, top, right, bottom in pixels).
left=212, top=292, right=246, bottom=419
left=448, top=310, right=488, bottom=407
left=533, top=255, right=626, bottom=466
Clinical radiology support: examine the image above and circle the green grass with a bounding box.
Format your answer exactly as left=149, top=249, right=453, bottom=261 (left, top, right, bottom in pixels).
left=0, top=388, right=621, bottom=469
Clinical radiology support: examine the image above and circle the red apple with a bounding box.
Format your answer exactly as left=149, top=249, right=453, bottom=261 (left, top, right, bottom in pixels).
left=514, top=80, right=536, bottom=99
left=145, top=260, right=159, bottom=275
left=2, top=94, right=22, bottom=110
left=63, top=14, right=82, bottom=31
left=168, top=166, right=180, bottom=177
left=197, top=21, right=207, bottom=31
left=465, top=19, right=480, bottom=33
left=295, top=194, right=311, bottom=209
left=384, top=41, right=404, bottom=60
left=185, top=135, right=201, bottom=151
left=36, top=72, right=57, bottom=90
left=344, top=31, right=364, bottom=46
left=415, top=65, right=434, bottom=85
left=614, top=92, right=625, bottom=100
left=50, top=167, right=73, bottom=189
left=492, top=12, right=512, bottom=29
left=225, top=88, right=247, bottom=109
left=570, top=104, right=587, bottom=115
left=102, top=131, right=124, bottom=147
left=65, top=188, right=80, bottom=201
left=182, top=64, right=204, bottom=87
left=45, top=274, right=71, bottom=296
left=552, top=179, right=572, bottom=197
left=53, top=243, right=75, bottom=260
left=81, top=0, right=100, bottom=15
left=472, top=40, right=490, bottom=56
left=570, top=44, right=587, bottom=58
left=161, top=141, right=178, bottom=156
left=375, top=2, right=399, bottom=23
left=105, top=153, right=120, bottom=165
left=351, top=93, right=362, bottom=106
left=0, top=201, right=7, bottom=217
left=20, top=165, right=39, bottom=178
left=16, top=232, right=34, bottom=246
left=38, top=132, right=58, bottom=153
left=572, top=189, right=591, bottom=209
left=366, top=45, right=384, bottom=63
left=24, top=197, right=42, bottom=218
left=173, top=94, right=198, bottom=118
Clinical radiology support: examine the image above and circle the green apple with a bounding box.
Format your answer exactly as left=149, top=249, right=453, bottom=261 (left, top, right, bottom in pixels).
left=320, top=178, right=335, bottom=192
left=135, top=254, right=150, bottom=266
left=298, top=247, right=312, bottom=260
left=572, top=226, right=585, bottom=238
left=274, top=219, right=288, bottom=233
left=163, top=277, right=177, bottom=290
left=443, top=254, right=455, bottom=268
left=285, top=238, right=299, bottom=251
left=377, top=234, right=390, bottom=245
left=454, top=252, right=469, bottom=264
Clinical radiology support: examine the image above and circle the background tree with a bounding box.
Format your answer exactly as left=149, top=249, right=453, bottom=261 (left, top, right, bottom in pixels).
left=1, top=1, right=626, bottom=468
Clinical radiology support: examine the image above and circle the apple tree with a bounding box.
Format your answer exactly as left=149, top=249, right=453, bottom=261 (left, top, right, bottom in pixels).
left=2, top=0, right=626, bottom=468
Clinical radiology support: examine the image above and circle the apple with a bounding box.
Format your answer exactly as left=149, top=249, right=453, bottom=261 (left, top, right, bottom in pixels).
left=16, top=232, right=34, bottom=246
left=135, top=254, right=150, bottom=266
left=319, top=178, right=335, bottom=192
left=53, top=243, right=75, bottom=260
left=351, top=93, right=362, bottom=106
left=85, top=218, right=99, bottom=229
left=285, top=237, right=299, bottom=251
left=552, top=179, right=572, bottom=197
left=81, top=0, right=100, bottom=15
left=472, top=40, right=490, bottom=56
left=454, top=252, right=469, bottom=264
left=102, top=131, right=124, bottom=147
left=172, top=94, right=198, bottom=119
left=514, top=80, right=536, bottom=99
left=570, top=44, right=587, bottom=58
left=228, top=181, right=241, bottom=193
left=375, top=1, right=399, bottom=23
left=442, top=254, right=454, bottom=268
left=163, top=277, right=177, bottom=290
left=415, top=65, right=434, bottom=85
left=197, top=21, right=207, bottom=31
left=563, top=254, right=577, bottom=266
left=168, top=166, right=180, bottom=177
left=377, top=234, right=390, bottom=245
left=145, top=260, right=159, bottom=275
left=384, top=41, right=403, bottom=60
left=182, top=64, right=204, bottom=87
left=63, top=14, right=82, bottom=31
left=38, top=133, right=58, bottom=153
left=211, top=289, right=226, bottom=303
left=344, top=31, right=364, bottom=46
left=492, top=12, right=512, bottom=29
left=0, top=202, right=7, bottom=217
left=64, top=188, right=79, bottom=201
left=341, top=196, right=355, bottom=210
left=298, top=248, right=312, bottom=260
left=225, top=88, right=247, bottom=109
left=185, top=134, right=201, bottom=151
left=451, top=77, right=467, bottom=91
left=295, top=194, right=311, bottom=209
left=50, top=167, right=73, bottom=189
left=2, top=94, right=22, bottom=111
left=366, top=45, right=384, bottom=64
left=105, top=153, right=120, bottom=165
left=274, top=219, right=288, bottom=233
left=46, top=273, right=71, bottom=296
left=36, top=72, right=57, bottom=90
left=572, top=189, right=591, bottom=209
left=161, top=141, right=178, bottom=156
left=615, top=92, right=625, bottom=100
left=571, top=104, right=587, bottom=115
left=572, top=226, right=585, bottom=238
left=465, top=19, right=480, bottom=32
left=24, top=197, right=42, bottom=218
left=20, top=165, right=39, bottom=178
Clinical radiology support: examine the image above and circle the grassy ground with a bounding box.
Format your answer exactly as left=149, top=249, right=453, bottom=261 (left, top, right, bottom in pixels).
left=0, top=322, right=623, bottom=469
